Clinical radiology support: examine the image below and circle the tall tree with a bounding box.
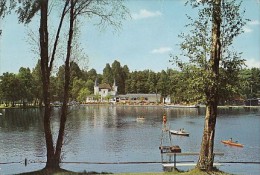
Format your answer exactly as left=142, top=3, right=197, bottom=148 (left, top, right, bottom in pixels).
left=0, top=72, right=21, bottom=106
left=171, top=0, right=248, bottom=171
left=197, top=0, right=222, bottom=170
left=112, top=60, right=125, bottom=94
left=102, top=63, right=113, bottom=85
left=17, top=67, right=35, bottom=106
left=157, top=70, right=169, bottom=99
left=32, top=60, right=43, bottom=106
left=13, top=0, right=129, bottom=170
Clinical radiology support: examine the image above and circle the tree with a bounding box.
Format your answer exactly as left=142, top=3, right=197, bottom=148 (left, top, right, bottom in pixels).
left=112, top=60, right=126, bottom=94
left=70, top=61, right=83, bottom=81
left=0, top=0, right=15, bottom=19
left=12, top=0, right=129, bottom=170
left=77, top=87, right=90, bottom=103
left=17, top=67, right=35, bottom=107
left=85, top=79, right=94, bottom=94
left=145, top=70, right=157, bottom=94
left=102, top=63, right=113, bottom=85
left=71, top=78, right=89, bottom=101
left=87, top=68, right=98, bottom=82
left=249, top=68, right=260, bottom=98
left=31, top=60, right=43, bottom=106
left=157, top=70, right=169, bottom=100
left=196, top=0, right=222, bottom=170
left=171, top=0, right=248, bottom=171
left=0, top=72, right=21, bottom=106
left=55, top=65, right=66, bottom=101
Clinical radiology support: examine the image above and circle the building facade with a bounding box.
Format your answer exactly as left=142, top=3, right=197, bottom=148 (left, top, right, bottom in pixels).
left=86, top=78, right=163, bottom=104
left=86, top=79, right=118, bottom=102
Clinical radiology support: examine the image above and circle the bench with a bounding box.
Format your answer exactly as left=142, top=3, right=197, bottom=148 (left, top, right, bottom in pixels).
left=162, top=152, right=224, bottom=169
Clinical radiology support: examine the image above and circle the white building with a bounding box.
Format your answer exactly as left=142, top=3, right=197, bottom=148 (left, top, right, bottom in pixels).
left=86, top=79, right=118, bottom=102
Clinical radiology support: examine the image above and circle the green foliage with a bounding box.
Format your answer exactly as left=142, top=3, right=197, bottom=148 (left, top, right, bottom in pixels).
left=0, top=0, right=16, bottom=18
left=0, top=72, right=22, bottom=106
left=31, top=60, right=43, bottom=105
left=170, top=0, right=248, bottom=105
left=17, top=67, right=35, bottom=104
left=71, top=78, right=89, bottom=101
left=103, top=63, right=113, bottom=85
left=77, top=88, right=90, bottom=102
left=0, top=60, right=259, bottom=105
left=111, top=60, right=128, bottom=94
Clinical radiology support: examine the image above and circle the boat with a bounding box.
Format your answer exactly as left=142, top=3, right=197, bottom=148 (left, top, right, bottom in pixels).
left=221, top=140, right=243, bottom=147
left=170, top=129, right=189, bottom=136
left=136, top=116, right=145, bottom=122
left=164, top=104, right=199, bottom=108
left=0, top=112, right=2, bottom=116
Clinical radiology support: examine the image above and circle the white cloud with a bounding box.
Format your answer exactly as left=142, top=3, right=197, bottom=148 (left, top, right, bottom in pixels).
left=132, top=9, right=162, bottom=20
left=245, top=58, right=260, bottom=68
left=151, top=47, right=172, bottom=54
left=248, top=20, right=260, bottom=25
left=243, top=26, right=253, bottom=33
left=243, top=20, right=260, bottom=34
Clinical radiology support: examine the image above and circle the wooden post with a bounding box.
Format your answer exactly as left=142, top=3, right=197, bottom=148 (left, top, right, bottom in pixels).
left=174, top=153, right=176, bottom=169
left=24, top=158, right=27, bottom=166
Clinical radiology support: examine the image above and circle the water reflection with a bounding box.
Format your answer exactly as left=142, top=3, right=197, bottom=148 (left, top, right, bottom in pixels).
left=0, top=106, right=259, bottom=175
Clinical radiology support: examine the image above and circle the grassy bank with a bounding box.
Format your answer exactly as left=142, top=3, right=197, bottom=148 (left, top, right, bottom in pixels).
left=17, top=168, right=234, bottom=175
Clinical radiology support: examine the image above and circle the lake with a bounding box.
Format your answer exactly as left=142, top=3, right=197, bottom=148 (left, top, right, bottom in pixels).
left=0, top=105, right=259, bottom=175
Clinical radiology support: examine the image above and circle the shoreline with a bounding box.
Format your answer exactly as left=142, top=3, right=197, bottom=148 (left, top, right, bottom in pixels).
left=1, top=103, right=260, bottom=110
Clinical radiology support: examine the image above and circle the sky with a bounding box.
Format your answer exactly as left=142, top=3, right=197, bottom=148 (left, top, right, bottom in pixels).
left=0, top=0, right=259, bottom=75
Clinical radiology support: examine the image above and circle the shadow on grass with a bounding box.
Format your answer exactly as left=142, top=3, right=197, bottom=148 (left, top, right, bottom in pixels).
left=17, top=167, right=112, bottom=175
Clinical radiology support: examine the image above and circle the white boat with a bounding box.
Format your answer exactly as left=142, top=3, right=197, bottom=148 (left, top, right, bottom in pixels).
left=0, top=113, right=2, bottom=116
left=170, top=129, right=189, bottom=136
left=136, top=116, right=145, bottom=122
left=164, top=104, right=199, bottom=108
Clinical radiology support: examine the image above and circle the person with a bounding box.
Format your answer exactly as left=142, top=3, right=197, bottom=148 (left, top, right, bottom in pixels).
left=162, top=114, right=167, bottom=124
left=229, top=138, right=233, bottom=142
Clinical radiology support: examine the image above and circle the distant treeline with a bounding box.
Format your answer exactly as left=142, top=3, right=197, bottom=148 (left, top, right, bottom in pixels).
left=0, top=59, right=259, bottom=107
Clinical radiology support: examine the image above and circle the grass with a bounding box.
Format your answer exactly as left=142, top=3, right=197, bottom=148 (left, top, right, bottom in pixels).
left=16, top=167, right=234, bottom=175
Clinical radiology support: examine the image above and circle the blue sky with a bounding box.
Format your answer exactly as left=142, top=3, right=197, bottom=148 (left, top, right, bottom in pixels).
left=0, top=0, right=259, bottom=74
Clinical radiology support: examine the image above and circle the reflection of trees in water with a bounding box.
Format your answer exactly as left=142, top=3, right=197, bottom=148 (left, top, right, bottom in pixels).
left=217, top=107, right=260, bottom=115
left=0, top=108, right=43, bottom=131
left=166, top=108, right=200, bottom=119
left=0, top=108, right=45, bottom=162
left=116, top=106, right=164, bottom=118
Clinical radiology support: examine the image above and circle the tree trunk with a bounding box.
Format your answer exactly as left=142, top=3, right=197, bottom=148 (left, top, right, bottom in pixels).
left=39, top=0, right=72, bottom=169
left=197, top=0, right=221, bottom=171
left=39, top=0, right=58, bottom=169
left=54, top=0, right=74, bottom=164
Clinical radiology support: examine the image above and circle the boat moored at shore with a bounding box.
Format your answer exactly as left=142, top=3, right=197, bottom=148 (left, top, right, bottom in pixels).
left=164, top=104, right=200, bottom=108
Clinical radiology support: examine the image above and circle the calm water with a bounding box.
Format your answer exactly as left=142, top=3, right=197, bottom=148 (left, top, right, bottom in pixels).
left=0, top=106, right=259, bottom=175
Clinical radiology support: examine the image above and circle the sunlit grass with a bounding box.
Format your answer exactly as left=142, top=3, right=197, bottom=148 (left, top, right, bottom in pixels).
left=17, top=167, right=234, bottom=175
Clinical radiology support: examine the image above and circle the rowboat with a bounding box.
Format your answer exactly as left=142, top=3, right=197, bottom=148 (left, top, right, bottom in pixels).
left=221, top=140, right=243, bottom=147
left=170, top=129, right=189, bottom=136
left=136, top=116, right=145, bottom=122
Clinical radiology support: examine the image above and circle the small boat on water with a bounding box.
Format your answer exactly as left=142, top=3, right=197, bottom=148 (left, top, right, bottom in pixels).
left=170, top=129, right=189, bottom=136
left=0, top=112, right=2, bottom=116
left=221, top=140, right=243, bottom=147
left=136, top=116, right=145, bottom=122
left=164, top=104, right=199, bottom=108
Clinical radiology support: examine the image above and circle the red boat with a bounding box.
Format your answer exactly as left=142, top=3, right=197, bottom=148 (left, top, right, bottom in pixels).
left=221, top=140, right=243, bottom=147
